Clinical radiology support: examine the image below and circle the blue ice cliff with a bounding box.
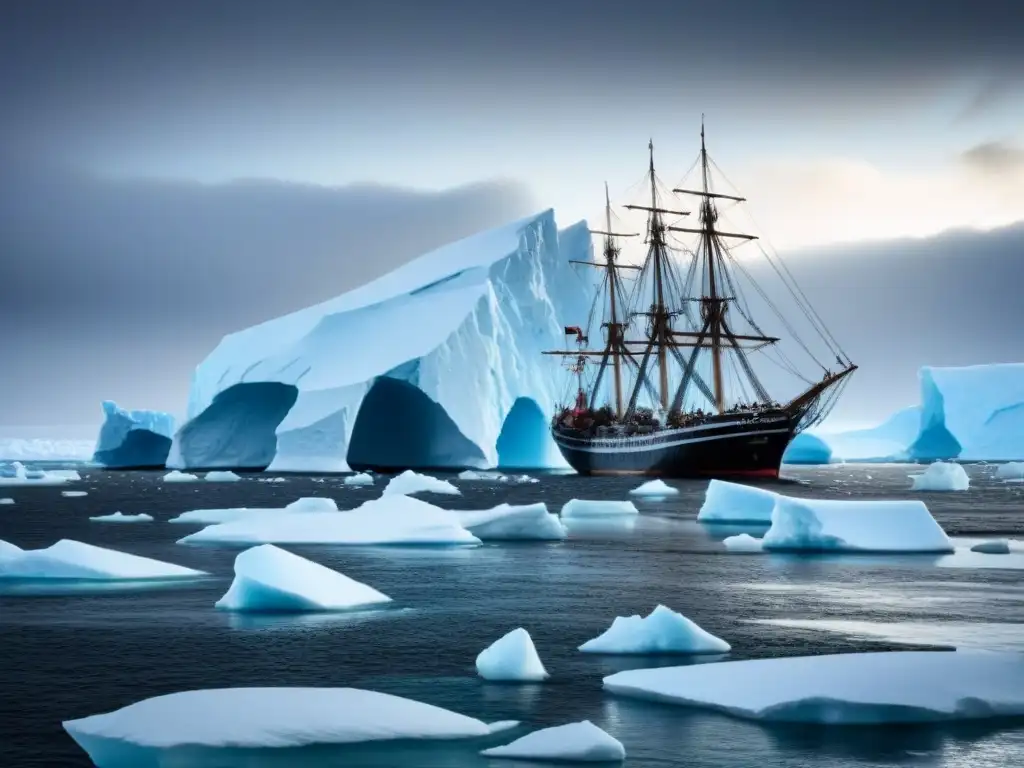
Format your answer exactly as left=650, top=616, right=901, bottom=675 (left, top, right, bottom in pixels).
left=93, top=401, right=176, bottom=469
left=167, top=210, right=594, bottom=472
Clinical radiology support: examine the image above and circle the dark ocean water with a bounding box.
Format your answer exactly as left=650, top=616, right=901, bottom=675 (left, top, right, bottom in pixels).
left=1, top=463, right=1023, bottom=767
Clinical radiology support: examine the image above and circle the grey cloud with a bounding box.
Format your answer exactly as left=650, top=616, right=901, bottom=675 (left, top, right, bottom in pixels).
left=960, top=140, right=1024, bottom=174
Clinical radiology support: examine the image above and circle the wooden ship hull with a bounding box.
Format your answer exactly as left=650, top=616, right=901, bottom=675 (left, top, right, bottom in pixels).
left=552, top=411, right=799, bottom=478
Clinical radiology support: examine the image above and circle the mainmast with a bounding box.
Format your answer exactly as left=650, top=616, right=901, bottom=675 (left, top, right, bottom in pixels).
left=603, top=183, right=626, bottom=416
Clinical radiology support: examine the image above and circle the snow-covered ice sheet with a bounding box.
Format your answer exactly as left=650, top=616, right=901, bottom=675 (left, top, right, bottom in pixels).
left=561, top=500, right=638, bottom=518
left=0, top=539, right=204, bottom=580
left=92, top=400, right=175, bottom=469
left=457, top=503, right=566, bottom=541
left=909, top=461, right=969, bottom=491
left=579, top=605, right=730, bottom=654
left=603, top=651, right=1024, bottom=723
left=383, top=470, right=460, bottom=497
left=178, top=495, right=479, bottom=546
left=762, top=496, right=954, bottom=553
left=476, top=628, right=549, bottom=681
left=216, top=544, right=392, bottom=612
left=89, top=512, right=154, bottom=523
left=481, top=721, right=625, bottom=762
left=63, top=687, right=519, bottom=763
left=697, top=480, right=778, bottom=524
left=629, top=479, right=678, bottom=497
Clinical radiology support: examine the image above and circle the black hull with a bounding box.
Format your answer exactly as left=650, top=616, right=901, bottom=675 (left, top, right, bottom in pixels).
left=553, top=417, right=797, bottom=478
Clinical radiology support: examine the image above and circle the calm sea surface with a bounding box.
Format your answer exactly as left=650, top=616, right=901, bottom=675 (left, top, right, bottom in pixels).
left=1, top=463, right=1023, bottom=767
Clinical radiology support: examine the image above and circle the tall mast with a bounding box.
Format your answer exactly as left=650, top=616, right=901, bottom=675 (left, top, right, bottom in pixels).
left=700, top=119, right=726, bottom=413
left=649, top=141, right=670, bottom=412
left=603, top=182, right=625, bottom=417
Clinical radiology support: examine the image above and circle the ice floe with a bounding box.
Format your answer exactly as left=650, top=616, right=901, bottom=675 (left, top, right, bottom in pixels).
left=343, top=472, right=375, bottom=486
left=476, top=628, right=549, bottom=681
left=603, top=650, right=1024, bottom=723
left=163, top=471, right=200, bottom=483
left=697, top=480, right=778, bottom=524
left=457, top=503, right=566, bottom=541
left=579, top=605, right=730, bottom=654
left=383, top=470, right=461, bottom=496
left=0, top=497, right=14, bottom=505
left=969, top=539, right=1012, bottom=554
left=629, top=479, right=678, bottom=497
left=89, top=512, right=154, bottom=523
left=215, top=544, right=392, bottom=612
left=909, top=461, right=970, bottom=491
left=63, top=687, right=519, bottom=763
left=481, top=721, right=625, bottom=762
left=169, top=497, right=339, bottom=525
left=204, top=471, right=242, bottom=482
left=0, top=539, right=204, bottom=580
left=560, top=500, right=638, bottom=519
left=62, top=490, right=88, bottom=498
left=722, top=533, right=765, bottom=553
left=995, top=462, right=1024, bottom=480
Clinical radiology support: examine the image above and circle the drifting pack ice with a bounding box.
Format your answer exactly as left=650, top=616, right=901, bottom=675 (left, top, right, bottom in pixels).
left=166, top=211, right=593, bottom=472
left=92, top=400, right=176, bottom=469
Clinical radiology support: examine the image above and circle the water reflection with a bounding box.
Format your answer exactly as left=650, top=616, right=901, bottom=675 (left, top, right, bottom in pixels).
left=225, top=606, right=413, bottom=632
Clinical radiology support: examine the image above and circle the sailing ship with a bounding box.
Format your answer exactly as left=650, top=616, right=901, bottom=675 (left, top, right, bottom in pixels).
left=545, top=121, right=857, bottom=478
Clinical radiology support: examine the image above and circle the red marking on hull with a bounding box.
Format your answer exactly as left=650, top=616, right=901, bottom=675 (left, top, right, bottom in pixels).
left=699, top=467, right=780, bottom=479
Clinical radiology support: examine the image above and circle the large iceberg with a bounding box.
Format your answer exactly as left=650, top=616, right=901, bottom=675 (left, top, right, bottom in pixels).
left=909, top=364, right=1024, bottom=461
left=166, top=211, right=592, bottom=472
left=0, top=539, right=204, bottom=580
left=814, top=405, right=921, bottom=462
left=92, top=400, right=176, bottom=469
left=63, top=687, right=518, bottom=765
left=603, top=651, right=1024, bottom=723
left=481, top=721, right=625, bottom=762
left=215, top=544, right=392, bottom=612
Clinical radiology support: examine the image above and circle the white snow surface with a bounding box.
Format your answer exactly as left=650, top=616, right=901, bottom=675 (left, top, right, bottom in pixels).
left=163, top=470, right=200, bottom=483
left=0, top=539, right=204, bottom=580
left=722, top=533, right=765, bottom=553
left=383, top=470, right=460, bottom=497
left=205, top=471, right=242, bottom=482
left=0, top=461, right=75, bottom=487
left=0, top=437, right=94, bottom=461
left=168, top=211, right=593, bottom=472
left=911, top=364, right=1024, bottom=461
left=697, top=480, right=778, bottom=524
left=603, top=651, right=1024, bottom=723
left=579, top=605, right=730, bottom=654
left=629, top=479, right=678, bottom=497
left=560, top=499, right=639, bottom=518
left=89, top=512, right=154, bottom=523
left=481, top=721, right=625, bottom=762
left=344, top=472, right=374, bottom=486
left=457, top=503, right=566, bottom=540
left=216, top=544, right=392, bottom=612
left=909, top=461, right=970, bottom=491
left=476, top=628, right=549, bottom=681
left=763, top=496, right=953, bottom=553
left=62, top=687, right=518, bottom=761
left=178, top=495, right=479, bottom=546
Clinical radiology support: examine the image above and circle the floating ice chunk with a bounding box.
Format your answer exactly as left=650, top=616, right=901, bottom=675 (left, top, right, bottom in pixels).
left=697, top=480, right=778, bottom=524
left=92, top=400, right=175, bottom=468
left=603, top=650, right=1024, bottom=723
left=995, top=462, right=1024, bottom=480
left=0, top=461, right=74, bottom=487
left=179, top=495, right=479, bottom=546
left=343, top=472, right=374, bottom=486
left=909, top=461, right=970, bottom=491
left=215, top=544, right=392, bottom=612
left=970, top=539, right=1011, bottom=555
left=510, top=474, right=539, bottom=484
left=579, top=605, right=730, bottom=654
left=0, top=498, right=13, bottom=505
left=458, top=469, right=506, bottom=481
left=629, top=479, right=678, bottom=497
left=0, top=539, right=204, bottom=580
left=163, top=471, right=200, bottom=483
left=89, top=512, right=154, bottom=523
left=63, top=687, right=517, bottom=763
left=762, top=496, right=954, bottom=553
left=62, top=490, right=88, bottom=498
left=383, top=470, right=461, bottom=496
left=205, top=471, right=242, bottom=482
left=260, top=477, right=287, bottom=483
left=722, top=533, right=764, bottom=553
left=782, top=432, right=833, bottom=465
left=457, top=503, right=566, bottom=541
left=476, top=628, right=549, bottom=681
left=560, top=499, right=638, bottom=518
left=481, top=720, right=625, bottom=762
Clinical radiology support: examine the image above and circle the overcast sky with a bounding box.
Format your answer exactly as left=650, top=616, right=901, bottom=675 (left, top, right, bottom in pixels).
left=1, top=0, right=1022, bottom=431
